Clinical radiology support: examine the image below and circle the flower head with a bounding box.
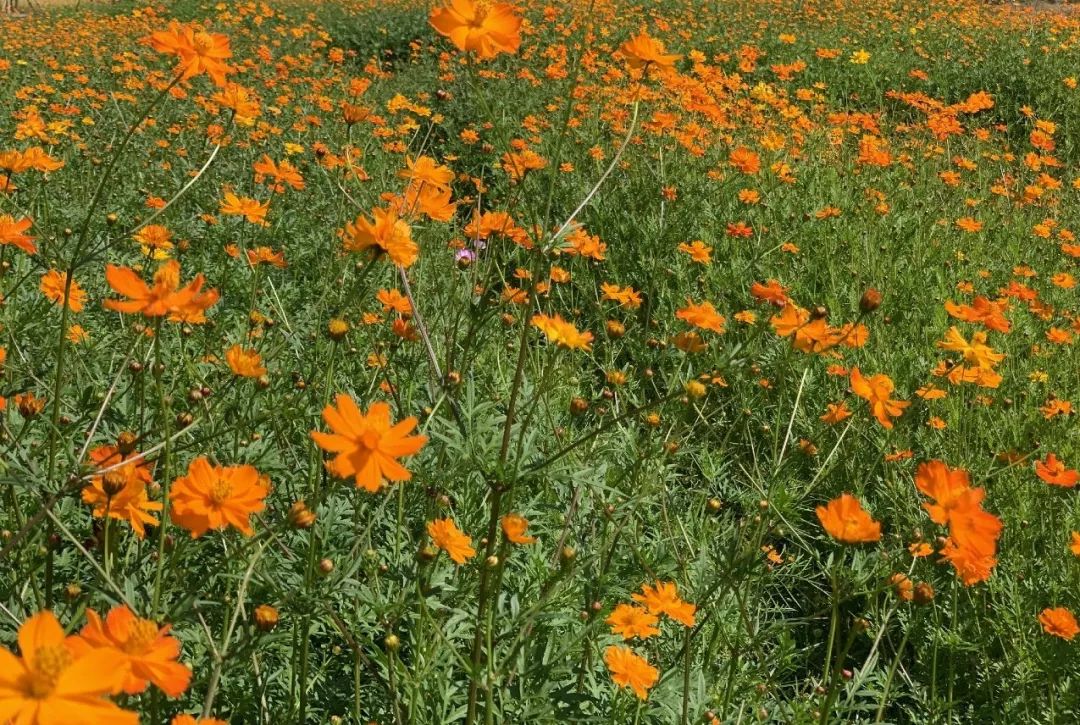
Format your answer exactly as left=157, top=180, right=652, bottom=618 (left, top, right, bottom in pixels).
left=1040, top=607, right=1079, bottom=640
left=500, top=513, right=537, bottom=544
left=531, top=313, right=593, bottom=351
left=1036, top=453, right=1079, bottom=487
left=220, top=192, right=270, bottom=226
left=341, top=207, right=418, bottom=268
left=631, top=581, right=696, bottom=627
left=169, top=457, right=269, bottom=538
left=0, top=214, right=36, bottom=254
left=606, top=604, right=660, bottom=640
left=76, top=605, right=191, bottom=697
left=619, top=31, right=681, bottom=70
left=311, top=396, right=427, bottom=492
left=604, top=645, right=658, bottom=700
left=429, top=0, right=522, bottom=60
left=816, top=493, right=881, bottom=543
left=0, top=610, right=136, bottom=725
left=225, top=345, right=266, bottom=378
left=40, top=270, right=86, bottom=312
left=850, top=367, right=909, bottom=429
left=81, top=445, right=162, bottom=539
left=104, top=261, right=219, bottom=323
left=427, top=518, right=476, bottom=564
left=148, top=23, right=232, bottom=86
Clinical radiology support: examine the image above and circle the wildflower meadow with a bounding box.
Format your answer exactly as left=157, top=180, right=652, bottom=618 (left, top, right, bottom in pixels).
left=2, top=0, right=1080, bottom=721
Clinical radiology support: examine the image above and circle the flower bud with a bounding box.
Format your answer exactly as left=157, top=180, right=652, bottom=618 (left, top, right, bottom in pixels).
left=859, top=287, right=883, bottom=313
left=101, top=469, right=127, bottom=498
left=254, top=604, right=279, bottom=631
left=116, top=431, right=138, bottom=456
left=327, top=318, right=349, bottom=341
left=288, top=500, right=317, bottom=529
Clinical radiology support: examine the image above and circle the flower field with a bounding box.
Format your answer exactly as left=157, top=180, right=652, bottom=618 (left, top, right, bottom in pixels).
left=2, top=0, right=1080, bottom=721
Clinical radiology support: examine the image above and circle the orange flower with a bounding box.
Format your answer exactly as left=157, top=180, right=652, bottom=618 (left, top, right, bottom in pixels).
left=820, top=402, right=852, bottom=425
left=341, top=207, right=418, bottom=268
left=677, top=240, right=712, bottom=264
left=769, top=304, right=843, bottom=353
left=604, top=645, right=658, bottom=700
left=729, top=147, right=761, bottom=175
left=889, top=573, right=914, bottom=601
left=0, top=147, right=63, bottom=174
left=148, top=23, right=232, bottom=86
left=396, top=183, right=457, bottom=222
left=1070, top=531, right=1080, bottom=557
left=750, top=279, right=789, bottom=307
left=849, top=368, right=909, bottom=429
left=940, top=540, right=997, bottom=586
left=40, top=269, right=86, bottom=312
left=81, top=445, right=162, bottom=539
left=0, top=610, right=135, bottom=724
left=253, top=155, right=304, bottom=193
left=914, top=460, right=972, bottom=525
left=225, top=344, right=266, bottom=378
left=955, top=217, right=983, bottom=233
left=675, top=299, right=726, bottom=333
left=427, top=518, right=476, bottom=564
left=212, top=83, right=260, bottom=125
left=606, top=604, right=659, bottom=640
left=944, top=489, right=1003, bottom=554
left=0, top=214, right=36, bottom=254
left=311, top=396, right=427, bottom=492
left=1040, top=607, right=1079, bottom=640
left=76, top=605, right=191, bottom=697
left=169, top=457, right=269, bottom=538
left=531, top=313, right=593, bottom=351
left=399, top=155, right=453, bottom=192
left=1035, top=452, right=1080, bottom=487
left=944, top=296, right=1010, bottom=333
left=500, top=513, right=537, bottom=544
left=133, top=225, right=174, bottom=258
left=631, top=581, right=696, bottom=626
left=219, top=192, right=270, bottom=226
left=103, top=261, right=219, bottom=323
left=501, top=149, right=547, bottom=182
left=429, top=0, right=522, bottom=60
left=600, top=283, right=642, bottom=309
left=172, top=716, right=228, bottom=725
left=816, top=493, right=881, bottom=543
left=914, top=460, right=1002, bottom=585
left=618, top=31, right=681, bottom=70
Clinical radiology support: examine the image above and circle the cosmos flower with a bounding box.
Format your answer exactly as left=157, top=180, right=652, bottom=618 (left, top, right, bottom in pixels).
left=0, top=610, right=135, bottom=725
left=429, top=0, right=522, bottom=60
left=604, top=645, right=658, bottom=700
left=427, top=518, right=476, bottom=564
left=75, top=605, right=191, bottom=697
left=816, top=493, right=881, bottom=544
left=311, top=396, right=427, bottom=492
left=169, top=457, right=269, bottom=538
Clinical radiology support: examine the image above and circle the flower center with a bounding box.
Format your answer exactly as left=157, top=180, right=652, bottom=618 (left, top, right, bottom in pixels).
left=122, top=619, right=160, bottom=655
left=359, top=429, right=381, bottom=451
left=192, top=32, right=215, bottom=57
left=209, top=477, right=233, bottom=506
left=26, top=644, right=73, bottom=698
left=468, top=1, right=491, bottom=26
